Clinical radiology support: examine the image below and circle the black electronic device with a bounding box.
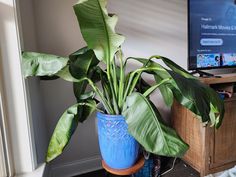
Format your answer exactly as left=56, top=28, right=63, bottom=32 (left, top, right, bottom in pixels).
left=188, top=0, right=236, bottom=71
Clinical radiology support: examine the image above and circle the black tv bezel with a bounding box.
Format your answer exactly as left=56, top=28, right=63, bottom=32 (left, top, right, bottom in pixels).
left=187, top=0, right=236, bottom=71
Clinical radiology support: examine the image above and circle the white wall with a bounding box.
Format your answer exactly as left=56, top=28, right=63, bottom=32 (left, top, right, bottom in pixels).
left=109, top=0, right=187, bottom=67
left=20, top=0, right=188, bottom=176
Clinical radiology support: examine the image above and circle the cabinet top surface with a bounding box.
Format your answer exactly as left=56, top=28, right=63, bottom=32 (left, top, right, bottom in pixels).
left=199, top=73, right=236, bottom=84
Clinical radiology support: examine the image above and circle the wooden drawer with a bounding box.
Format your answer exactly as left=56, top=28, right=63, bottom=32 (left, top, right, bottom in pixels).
left=210, top=98, right=236, bottom=168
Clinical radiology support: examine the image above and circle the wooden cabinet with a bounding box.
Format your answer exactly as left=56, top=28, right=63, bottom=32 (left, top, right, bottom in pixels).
left=172, top=74, right=236, bottom=177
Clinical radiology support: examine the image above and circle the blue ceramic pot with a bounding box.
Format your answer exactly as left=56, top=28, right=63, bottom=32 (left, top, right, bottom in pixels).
left=97, top=112, right=139, bottom=169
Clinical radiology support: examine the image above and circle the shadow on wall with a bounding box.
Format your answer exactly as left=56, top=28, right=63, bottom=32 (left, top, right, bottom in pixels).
left=108, top=0, right=187, bottom=62
left=110, top=0, right=186, bottom=39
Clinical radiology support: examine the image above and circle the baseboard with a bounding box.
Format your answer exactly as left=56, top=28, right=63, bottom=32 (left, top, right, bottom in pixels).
left=50, top=155, right=102, bottom=177
left=15, top=163, right=49, bottom=177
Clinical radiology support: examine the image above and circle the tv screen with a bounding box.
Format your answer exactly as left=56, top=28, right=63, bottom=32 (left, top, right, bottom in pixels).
left=188, top=0, right=236, bottom=70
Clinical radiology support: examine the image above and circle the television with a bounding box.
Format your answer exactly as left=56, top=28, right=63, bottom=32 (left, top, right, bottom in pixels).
left=188, top=0, right=236, bottom=70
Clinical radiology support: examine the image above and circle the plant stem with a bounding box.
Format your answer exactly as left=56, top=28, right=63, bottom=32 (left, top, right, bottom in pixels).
left=123, top=57, right=156, bottom=99
left=84, top=78, right=115, bottom=114
left=127, top=72, right=141, bottom=96
left=110, top=58, right=120, bottom=114
left=106, top=56, right=120, bottom=114
left=143, top=78, right=171, bottom=97
left=124, top=57, right=147, bottom=68
left=123, top=66, right=166, bottom=104
left=100, top=70, right=114, bottom=112
left=101, top=82, right=111, bottom=106
left=118, top=50, right=125, bottom=108
left=112, top=57, right=118, bottom=97
left=123, top=72, right=136, bottom=103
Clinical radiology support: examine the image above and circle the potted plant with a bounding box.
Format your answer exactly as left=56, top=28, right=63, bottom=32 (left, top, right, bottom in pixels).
left=22, top=0, right=224, bottom=170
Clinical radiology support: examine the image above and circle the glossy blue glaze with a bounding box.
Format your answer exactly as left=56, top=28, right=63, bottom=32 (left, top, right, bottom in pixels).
left=97, top=112, right=139, bottom=169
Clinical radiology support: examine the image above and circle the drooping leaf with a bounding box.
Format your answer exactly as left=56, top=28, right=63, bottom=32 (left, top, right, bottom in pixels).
left=79, top=91, right=95, bottom=100
left=68, top=47, right=100, bottom=101
left=22, top=52, right=68, bottom=77
left=126, top=57, right=174, bottom=106
left=46, top=104, right=79, bottom=162
left=63, top=48, right=102, bottom=121
left=46, top=101, right=97, bottom=162
left=127, top=57, right=224, bottom=128
left=167, top=70, right=224, bottom=128
left=171, top=87, right=199, bottom=115
left=56, top=66, right=81, bottom=82
left=90, top=66, right=104, bottom=83
left=154, top=75, right=174, bottom=107
left=69, top=47, right=99, bottom=80
left=123, top=92, right=189, bottom=157
left=78, top=99, right=97, bottom=123
left=72, top=67, right=104, bottom=102
left=73, top=82, right=87, bottom=101
left=152, top=55, right=195, bottom=79
left=73, top=0, right=125, bottom=63
left=127, top=57, right=171, bottom=79
left=210, top=93, right=225, bottom=129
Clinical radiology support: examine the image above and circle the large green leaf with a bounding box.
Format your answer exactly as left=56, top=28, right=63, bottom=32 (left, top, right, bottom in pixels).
left=167, top=71, right=224, bottom=128
left=69, top=47, right=99, bottom=80
left=125, top=57, right=174, bottom=106
left=73, top=82, right=88, bottom=101
left=207, top=88, right=225, bottom=128
left=72, top=66, right=102, bottom=102
left=73, top=0, right=125, bottom=63
left=127, top=57, right=224, bottom=128
left=151, top=55, right=195, bottom=79
left=56, top=66, right=81, bottom=82
left=46, top=104, right=79, bottom=162
left=68, top=47, right=100, bottom=101
left=126, top=57, right=171, bottom=80
left=46, top=101, right=97, bottom=162
left=78, top=99, right=97, bottom=122
left=22, top=52, right=68, bottom=77
left=154, top=75, right=174, bottom=107
left=123, top=92, right=189, bottom=157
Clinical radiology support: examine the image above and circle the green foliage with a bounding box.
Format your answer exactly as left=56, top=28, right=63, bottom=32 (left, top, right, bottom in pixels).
left=22, top=52, right=68, bottom=77
left=73, top=0, right=125, bottom=64
left=46, top=101, right=97, bottom=162
left=123, top=93, right=189, bottom=157
left=22, top=0, right=225, bottom=162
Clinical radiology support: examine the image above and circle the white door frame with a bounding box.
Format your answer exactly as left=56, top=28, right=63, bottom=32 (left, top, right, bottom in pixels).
left=0, top=0, right=37, bottom=175
left=0, top=126, right=7, bottom=177
left=0, top=79, right=12, bottom=177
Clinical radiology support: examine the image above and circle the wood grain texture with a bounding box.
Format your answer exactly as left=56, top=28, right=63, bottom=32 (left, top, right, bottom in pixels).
left=199, top=73, right=236, bottom=85
left=172, top=102, right=205, bottom=173
left=172, top=74, right=236, bottom=177
left=212, top=99, right=236, bottom=167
